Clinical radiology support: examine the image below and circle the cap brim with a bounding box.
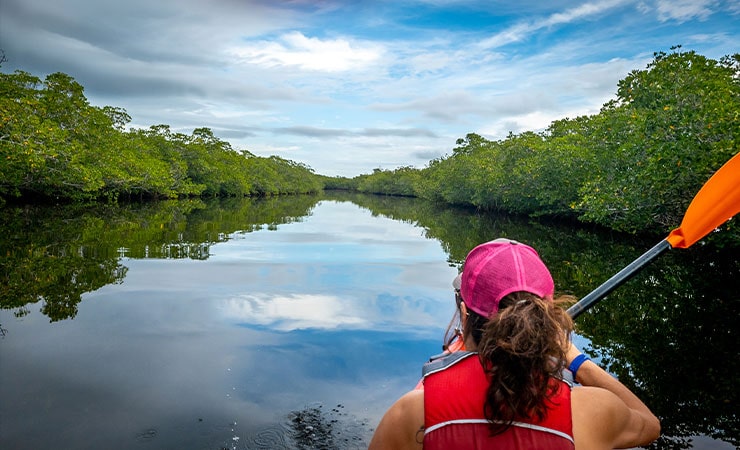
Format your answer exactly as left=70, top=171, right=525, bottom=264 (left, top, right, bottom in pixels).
left=452, top=273, right=462, bottom=290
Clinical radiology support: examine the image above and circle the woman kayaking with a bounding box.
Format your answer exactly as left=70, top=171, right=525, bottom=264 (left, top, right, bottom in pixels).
left=368, top=238, right=660, bottom=450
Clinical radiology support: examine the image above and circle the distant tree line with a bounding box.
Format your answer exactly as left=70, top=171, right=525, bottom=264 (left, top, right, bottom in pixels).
left=331, top=48, right=739, bottom=241
left=0, top=63, right=322, bottom=203
left=2, top=48, right=738, bottom=242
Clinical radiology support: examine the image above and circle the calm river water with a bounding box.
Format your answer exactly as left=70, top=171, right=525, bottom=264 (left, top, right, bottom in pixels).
left=0, top=193, right=737, bottom=449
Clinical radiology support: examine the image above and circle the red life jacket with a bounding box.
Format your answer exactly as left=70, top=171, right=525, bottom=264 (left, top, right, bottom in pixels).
left=423, top=351, right=575, bottom=450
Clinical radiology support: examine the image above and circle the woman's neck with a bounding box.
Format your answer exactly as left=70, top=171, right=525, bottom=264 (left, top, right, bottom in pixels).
left=463, top=334, right=478, bottom=352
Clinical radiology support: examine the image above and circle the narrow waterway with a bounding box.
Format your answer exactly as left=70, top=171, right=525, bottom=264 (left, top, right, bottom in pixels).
left=0, top=194, right=736, bottom=449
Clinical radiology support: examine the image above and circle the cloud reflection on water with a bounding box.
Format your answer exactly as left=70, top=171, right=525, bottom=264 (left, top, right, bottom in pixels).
left=210, top=200, right=459, bottom=334
left=0, top=200, right=460, bottom=449
left=222, top=293, right=368, bottom=331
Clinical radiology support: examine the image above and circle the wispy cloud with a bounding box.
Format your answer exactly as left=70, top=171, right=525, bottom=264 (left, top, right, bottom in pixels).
left=478, top=0, right=634, bottom=49
left=655, top=0, right=718, bottom=23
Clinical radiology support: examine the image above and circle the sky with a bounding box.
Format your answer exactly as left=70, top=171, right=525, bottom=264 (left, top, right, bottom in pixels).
left=1, top=0, right=738, bottom=177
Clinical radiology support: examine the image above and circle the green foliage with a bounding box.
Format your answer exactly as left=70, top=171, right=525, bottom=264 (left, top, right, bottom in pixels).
left=320, top=175, right=358, bottom=190
left=0, top=70, right=323, bottom=202
left=579, top=48, right=740, bottom=232
left=356, top=166, right=420, bottom=196
left=347, top=49, right=740, bottom=244
left=3, top=48, right=738, bottom=245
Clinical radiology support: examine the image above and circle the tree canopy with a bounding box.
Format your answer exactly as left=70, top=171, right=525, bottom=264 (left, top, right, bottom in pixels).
left=0, top=70, right=322, bottom=202
left=349, top=48, right=740, bottom=242
left=2, top=48, right=738, bottom=242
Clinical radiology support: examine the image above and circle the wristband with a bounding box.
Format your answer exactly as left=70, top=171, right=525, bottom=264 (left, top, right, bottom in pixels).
left=568, top=354, right=591, bottom=381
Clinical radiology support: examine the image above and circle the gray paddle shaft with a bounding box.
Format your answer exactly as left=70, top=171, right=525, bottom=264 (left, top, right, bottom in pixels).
left=567, top=239, right=672, bottom=319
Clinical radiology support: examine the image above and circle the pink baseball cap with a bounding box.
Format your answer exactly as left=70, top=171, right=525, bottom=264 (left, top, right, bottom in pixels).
left=453, top=238, right=554, bottom=317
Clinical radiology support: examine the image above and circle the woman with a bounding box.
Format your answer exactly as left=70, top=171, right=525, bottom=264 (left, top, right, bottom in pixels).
left=369, top=238, right=660, bottom=450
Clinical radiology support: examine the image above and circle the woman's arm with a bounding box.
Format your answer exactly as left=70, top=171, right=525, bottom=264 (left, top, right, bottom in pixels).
left=567, top=344, right=660, bottom=449
left=368, top=390, right=424, bottom=450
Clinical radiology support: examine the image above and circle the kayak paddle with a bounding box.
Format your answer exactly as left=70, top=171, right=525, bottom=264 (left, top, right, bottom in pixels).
left=567, top=151, right=740, bottom=319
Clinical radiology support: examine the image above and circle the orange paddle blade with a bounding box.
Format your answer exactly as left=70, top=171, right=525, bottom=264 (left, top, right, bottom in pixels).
left=667, top=152, right=740, bottom=249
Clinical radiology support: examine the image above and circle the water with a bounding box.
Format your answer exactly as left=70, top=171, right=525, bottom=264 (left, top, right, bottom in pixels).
left=0, top=194, right=737, bottom=449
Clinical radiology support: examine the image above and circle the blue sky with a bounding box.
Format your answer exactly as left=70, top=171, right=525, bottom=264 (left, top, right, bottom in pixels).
left=1, top=0, right=738, bottom=176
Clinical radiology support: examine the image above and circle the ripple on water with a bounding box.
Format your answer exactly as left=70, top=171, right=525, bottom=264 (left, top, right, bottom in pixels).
left=241, top=403, right=371, bottom=450
left=134, top=428, right=158, bottom=442
left=242, top=424, right=292, bottom=449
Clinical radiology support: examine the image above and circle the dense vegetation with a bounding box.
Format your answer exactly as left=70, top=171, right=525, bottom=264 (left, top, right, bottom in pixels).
left=346, top=49, right=740, bottom=240
left=2, top=48, right=738, bottom=240
left=0, top=63, right=322, bottom=203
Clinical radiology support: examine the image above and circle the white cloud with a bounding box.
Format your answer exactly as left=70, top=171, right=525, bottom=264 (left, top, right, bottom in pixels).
left=2, top=0, right=736, bottom=177
left=655, top=0, right=718, bottom=22
left=230, top=31, right=384, bottom=72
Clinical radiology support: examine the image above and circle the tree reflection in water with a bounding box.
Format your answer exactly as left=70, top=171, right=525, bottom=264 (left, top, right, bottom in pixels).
left=0, top=196, right=320, bottom=322
left=0, top=193, right=736, bottom=449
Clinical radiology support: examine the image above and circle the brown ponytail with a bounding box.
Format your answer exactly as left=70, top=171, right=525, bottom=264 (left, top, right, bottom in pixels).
left=476, top=292, right=574, bottom=435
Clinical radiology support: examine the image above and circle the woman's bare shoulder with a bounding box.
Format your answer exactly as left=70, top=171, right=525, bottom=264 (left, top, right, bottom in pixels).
left=368, top=390, right=424, bottom=450
left=571, top=386, right=656, bottom=450
left=571, top=386, right=626, bottom=450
